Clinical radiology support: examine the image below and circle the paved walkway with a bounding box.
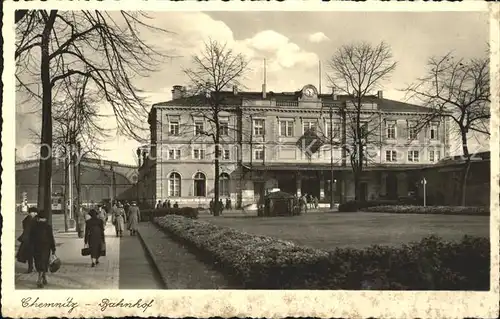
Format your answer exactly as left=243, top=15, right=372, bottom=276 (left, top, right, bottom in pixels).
left=15, top=222, right=120, bottom=289
left=137, top=222, right=235, bottom=289
left=118, top=233, right=164, bottom=289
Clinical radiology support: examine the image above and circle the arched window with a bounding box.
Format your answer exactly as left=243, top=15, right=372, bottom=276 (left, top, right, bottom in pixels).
left=194, top=172, right=206, bottom=197
left=169, top=172, right=181, bottom=197
left=220, top=173, right=230, bottom=197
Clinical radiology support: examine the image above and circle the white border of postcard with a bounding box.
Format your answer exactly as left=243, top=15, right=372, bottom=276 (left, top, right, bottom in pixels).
left=2, top=1, right=499, bottom=318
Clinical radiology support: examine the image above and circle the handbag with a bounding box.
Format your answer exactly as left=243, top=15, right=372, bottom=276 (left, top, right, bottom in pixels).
left=81, top=245, right=90, bottom=256
left=49, top=254, right=61, bottom=273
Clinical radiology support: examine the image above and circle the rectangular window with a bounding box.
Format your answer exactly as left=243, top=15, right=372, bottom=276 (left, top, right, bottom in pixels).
left=220, top=121, right=229, bottom=136
left=169, top=121, right=179, bottom=136
left=194, top=121, right=204, bottom=135
left=430, top=123, right=439, bottom=140
left=279, top=120, right=294, bottom=137
left=302, top=120, right=317, bottom=134
left=253, top=119, right=265, bottom=136
left=254, top=148, right=265, bottom=160
left=385, top=150, right=397, bottom=162
left=408, top=150, right=419, bottom=162
left=324, top=122, right=340, bottom=138
left=429, top=150, right=435, bottom=162
left=168, top=149, right=181, bottom=160
left=386, top=121, right=396, bottom=139
left=436, top=150, right=441, bottom=161
left=193, top=149, right=205, bottom=160
left=169, top=178, right=180, bottom=197
left=223, top=150, right=230, bottom=160
left=408, top=122, right=417, bottom=140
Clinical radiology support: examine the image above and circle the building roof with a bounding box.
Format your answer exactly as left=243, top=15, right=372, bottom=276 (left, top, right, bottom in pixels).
left=15, top=157, right=138, bottom=169
left=242, top=163, right=431, bottom=172
left=152, top=90, right=432, bottom=113
left=16, top=163, right=134, bottom=186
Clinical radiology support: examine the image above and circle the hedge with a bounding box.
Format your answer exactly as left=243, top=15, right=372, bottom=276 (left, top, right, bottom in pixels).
left=140, top=207, right=198, bottom=222
left=361, top=205, right=490, bottom=216
left=153, top=215, right=490, bottom=290
left=338, top=200, right=417, bottom=212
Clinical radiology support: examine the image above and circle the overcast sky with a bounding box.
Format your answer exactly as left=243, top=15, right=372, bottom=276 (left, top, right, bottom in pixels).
left=16, top=11, right=490, bottom=165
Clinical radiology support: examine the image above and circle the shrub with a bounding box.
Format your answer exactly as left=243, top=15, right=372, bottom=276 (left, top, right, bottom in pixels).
left=140, top=207, right=198, bottom=222
left=361, top=205, right=489, bottom=216
left=338, top=200, right=401, bottom=212
left=153, top=215, right=490, bottom=290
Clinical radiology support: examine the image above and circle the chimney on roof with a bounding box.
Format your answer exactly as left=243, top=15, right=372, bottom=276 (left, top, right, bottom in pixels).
left=233, top=85, right=238, bottom=95
left=331, top=87, right=337, bottom=101
left=377, top=90, right=383, bottom=99
left=171, top=85, right=184, bottom=100
left=262, top=84, right=267, bottom=99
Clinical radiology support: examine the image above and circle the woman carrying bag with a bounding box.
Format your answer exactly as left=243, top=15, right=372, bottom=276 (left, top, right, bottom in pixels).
left=83, top=209, right=105, bottom=267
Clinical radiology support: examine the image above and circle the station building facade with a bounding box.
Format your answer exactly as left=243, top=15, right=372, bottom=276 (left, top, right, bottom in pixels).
left=16, top=158, right=139, bottom=208
left=138, top=84, right=451, bottom=208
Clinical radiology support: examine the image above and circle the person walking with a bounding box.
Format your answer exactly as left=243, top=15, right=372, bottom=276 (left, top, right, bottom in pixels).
left=16, top=207, right=38, bottom=273
left=112, top=202, right=127, bottom=237
left=84, top=209, right=105, bottom=267
left=127, top=201, right=141, bottom=236
left=29, top=213, right=56, bottom=288
left=300, top=194, right=308, bottom=214
left=209, top=199, right=214, bottom=215
left=156, top=200, right=162, bottom=209
left=124, top=201, right=130, bottom=217
left=98, top=205, right=107, bottom=225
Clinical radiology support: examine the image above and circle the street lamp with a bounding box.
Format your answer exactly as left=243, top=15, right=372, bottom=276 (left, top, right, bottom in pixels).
left=421, top=177, right=427, bottom=207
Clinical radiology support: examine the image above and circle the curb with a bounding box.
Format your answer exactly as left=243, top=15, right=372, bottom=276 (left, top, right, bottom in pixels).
left=137, top=223, right=169, bottom=289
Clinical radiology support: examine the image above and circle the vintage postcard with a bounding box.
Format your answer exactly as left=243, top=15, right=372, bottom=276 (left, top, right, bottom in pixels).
left=2, top=1, right=499, bottom=318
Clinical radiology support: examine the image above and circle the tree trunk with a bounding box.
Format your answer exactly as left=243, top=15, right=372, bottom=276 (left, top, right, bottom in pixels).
left=63, top=156, right=69, bottom=232
left=37, top=11, right=57, bottom=224
left=459, top=131, right=471, bottom=206
left=73, top=152, right=84, bottom=237
left=213, top=134, right=221, bottom=216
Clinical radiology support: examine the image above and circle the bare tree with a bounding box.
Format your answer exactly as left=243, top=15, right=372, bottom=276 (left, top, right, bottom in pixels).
left=405, top=52, right=490, bottom=205
left=15, top=10, right=171, bottom=222
left=56, top=75, right=111, bottom=233
left=327, top=41, right=397, bottom=201
left=182, top=39, right=249, bottom=215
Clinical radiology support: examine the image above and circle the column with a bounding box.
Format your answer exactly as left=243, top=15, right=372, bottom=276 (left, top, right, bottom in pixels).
left=319, top=179, right=325, bottom=200
left=296, top=177, right=302, bottom=197
left=380, top=172, right=387, bottom=197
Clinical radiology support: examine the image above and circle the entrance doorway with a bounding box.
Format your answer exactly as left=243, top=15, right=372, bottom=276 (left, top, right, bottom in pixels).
left=301, top=177, right=320, bottom=199
left=386, top=173, right=398, bottom=199
left=194, top=172, right=206, bottom=197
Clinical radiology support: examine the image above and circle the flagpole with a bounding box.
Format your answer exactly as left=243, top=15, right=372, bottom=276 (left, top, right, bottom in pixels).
left=319, top=61, right=322, bottom=95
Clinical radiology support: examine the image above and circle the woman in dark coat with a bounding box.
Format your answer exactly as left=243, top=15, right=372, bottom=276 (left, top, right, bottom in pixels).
left=16, top=207, right=38, bottom=273
left=84, top=209, right=105, bottom=267
left=29, top=215, right=56, bottom=288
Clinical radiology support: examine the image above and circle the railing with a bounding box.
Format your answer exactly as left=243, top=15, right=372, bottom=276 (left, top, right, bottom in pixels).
left=276, top=101, right=299, bottom=107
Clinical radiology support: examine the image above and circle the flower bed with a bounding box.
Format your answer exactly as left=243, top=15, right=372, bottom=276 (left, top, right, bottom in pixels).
left=140, top=207, right=198, bottom=222
left=361, top=205, right=489, bottom=216
left=153, top=215, right=490, bottom=290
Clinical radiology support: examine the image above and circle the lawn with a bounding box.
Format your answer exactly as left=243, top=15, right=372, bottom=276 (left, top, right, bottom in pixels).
left=201, top=212, right=490, bottom=250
